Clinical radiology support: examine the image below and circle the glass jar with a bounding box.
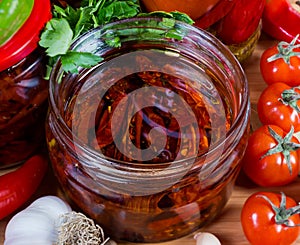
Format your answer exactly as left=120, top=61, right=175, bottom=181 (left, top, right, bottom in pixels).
left=0, top=0, right=51, bottom=168
left=51, top=0, right=81, bottom=7
left=46, top=17, right=250, bottom=243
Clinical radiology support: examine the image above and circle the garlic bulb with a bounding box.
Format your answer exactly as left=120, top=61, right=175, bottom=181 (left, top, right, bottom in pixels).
left=194, top=232, right=221, bottom=245
left=4, top=195, right=112, bottom=245
left=4, top=196, right=71, bottom=245
left=55, top=211, right=110, bottom=245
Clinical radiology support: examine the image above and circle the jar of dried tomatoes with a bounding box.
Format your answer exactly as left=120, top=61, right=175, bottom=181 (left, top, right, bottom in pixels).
left=141, top=0, right=265, bottom=62
left=46, top=17, right=250, bottom=242
left=0, top=0, right=51, bottom=168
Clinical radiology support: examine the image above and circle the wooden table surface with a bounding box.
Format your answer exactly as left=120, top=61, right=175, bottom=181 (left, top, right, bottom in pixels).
left=1, top=34, right=300, bottom=245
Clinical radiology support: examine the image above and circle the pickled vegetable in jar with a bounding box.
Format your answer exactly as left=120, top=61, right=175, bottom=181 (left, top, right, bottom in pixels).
left=0, top=0, right=51, bottom=168
left=47, top=18, right=250, bottom=242
left=67, top=70, right=232, bottom=163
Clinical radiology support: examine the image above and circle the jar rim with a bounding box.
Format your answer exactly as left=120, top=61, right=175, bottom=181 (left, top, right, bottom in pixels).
left=49, top=17, right=250, bottom=171
left=0, top=0, right=51, bottom=72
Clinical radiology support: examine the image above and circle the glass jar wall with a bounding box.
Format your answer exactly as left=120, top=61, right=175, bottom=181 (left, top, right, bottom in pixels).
left=0, top=49, right=48, bottom=167
left=0, top=0, right=51, bottom=168
left=46, top=17, right=250, bottom=242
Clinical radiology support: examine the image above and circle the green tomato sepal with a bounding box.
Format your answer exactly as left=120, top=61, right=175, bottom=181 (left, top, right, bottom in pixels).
left=260, top=126, right=300, bottom=175
left=258, top=192, right=300, bottom=227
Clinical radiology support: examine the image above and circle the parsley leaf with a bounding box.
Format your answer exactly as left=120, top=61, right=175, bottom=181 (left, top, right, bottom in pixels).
left=61, top=51, right=103, bottom=74
left=97, top=1, right=140, bottom=25
left=39, top=18, right=73, bottom=57
left=74, top=7, right=96, bottom=39
left=39, top=0, right=194, bottom=77
left=138, top=11, right=194, bottom=25
left=169, top=11, right=194, bottom=25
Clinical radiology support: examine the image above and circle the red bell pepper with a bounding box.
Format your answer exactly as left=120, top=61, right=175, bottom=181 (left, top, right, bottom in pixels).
left=213, top=0, right=266, bottom=44
left=0, top=0, right=52, bottom=71
left=262, top=0, right=300, bottom=43
left=194, top=0, right=237, bottom=29
left=0, top=0, right=34, bottom=47
left=0, top=155, right=48, bottom=220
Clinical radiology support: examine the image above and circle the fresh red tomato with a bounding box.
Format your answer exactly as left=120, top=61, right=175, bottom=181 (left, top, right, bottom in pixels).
left=262, top=0, right=300, bottom=44
left=260, top=36, right=300, bottom=86
left=242, top=125, right=300, bottom=187
left=257, top=83, right=300, bottom=133
left=213, top=0, right=266, bottom=44
left=241, top=192, right=300, bottom=245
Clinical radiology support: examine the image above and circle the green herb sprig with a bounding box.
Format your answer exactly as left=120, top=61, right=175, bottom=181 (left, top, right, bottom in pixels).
left=39, top=0, right=194, bottom=76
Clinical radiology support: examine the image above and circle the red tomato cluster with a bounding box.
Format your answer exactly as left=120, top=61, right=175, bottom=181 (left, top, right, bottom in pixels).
left=241, top=35, right=300, bottom=245
left=242, top=36, right=300, bottom=188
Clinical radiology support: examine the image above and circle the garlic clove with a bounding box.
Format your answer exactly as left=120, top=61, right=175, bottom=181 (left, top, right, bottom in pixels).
left=194, top=232, right=221, bottom=245
left=106, top=240, right=118, bottom=245
left=4, top=237, right=53, bottom=245
left=27, top=195, right=71, bottom=220
left=4, top=209, right=57, bottom=243
left=4, top=196, right=73, bottom=245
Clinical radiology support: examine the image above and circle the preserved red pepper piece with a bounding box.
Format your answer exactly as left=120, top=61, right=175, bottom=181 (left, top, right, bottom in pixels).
left=68, top=67, right=230, bottom=163
left=213, top=0, right=266, bottom=44
left=0, top=155, right=48, bottom=220
left=194, top=0, right=237, bottom=29
left=262, top=0, right=300, bottom=43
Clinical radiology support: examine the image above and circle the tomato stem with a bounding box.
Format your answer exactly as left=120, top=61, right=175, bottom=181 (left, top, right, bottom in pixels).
left=260, top=126, right=300, bottom=175
left=279, top=86, right=300, bottom=113
left=267, top=34, right=300, bottom=65
left=258, top=192, right=300, bottom=227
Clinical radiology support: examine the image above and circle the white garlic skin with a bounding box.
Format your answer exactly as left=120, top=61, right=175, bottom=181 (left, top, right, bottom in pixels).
left=194, top=232, right=221, bottom=245
left=4, top=196, right=71, bottom=245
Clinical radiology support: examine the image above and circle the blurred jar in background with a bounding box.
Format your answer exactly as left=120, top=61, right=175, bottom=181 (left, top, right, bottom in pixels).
left=141, top=0, right=221, bottom=20
left=0, top=0, right=51, bottom=168
left=51, top=0, right=82, bottom=7
left=141, top=0, right=266, bottom=62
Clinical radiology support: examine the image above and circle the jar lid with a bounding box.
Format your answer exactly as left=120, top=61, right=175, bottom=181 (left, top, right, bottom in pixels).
left=0, top=0, right=51, bottom=72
